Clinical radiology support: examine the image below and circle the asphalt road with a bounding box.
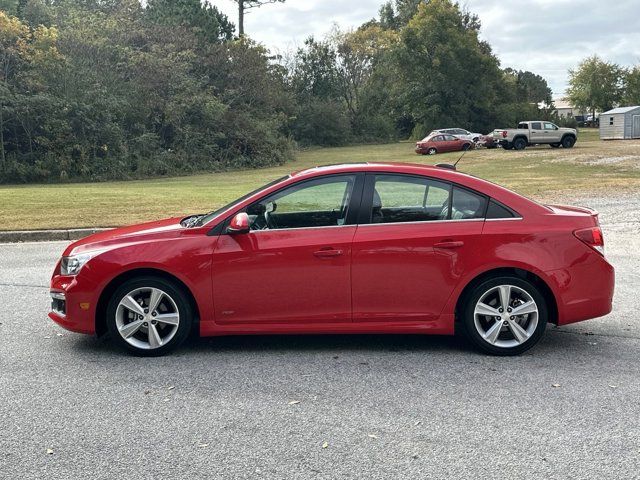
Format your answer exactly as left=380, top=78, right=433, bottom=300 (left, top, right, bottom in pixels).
left=1, top=195, right=639, bottom=479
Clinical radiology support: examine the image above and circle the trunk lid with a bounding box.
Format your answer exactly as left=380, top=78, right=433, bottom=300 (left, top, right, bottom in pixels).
left=546, top=204, right=600, bottom=224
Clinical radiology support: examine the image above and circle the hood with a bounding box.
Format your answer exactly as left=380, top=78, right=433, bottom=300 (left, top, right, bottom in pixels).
left=64, top=216, right=186, bottom=256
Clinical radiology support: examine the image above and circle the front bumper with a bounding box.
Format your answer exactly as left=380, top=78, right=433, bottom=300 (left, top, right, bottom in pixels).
left=49, top=274, right=98, bottom=335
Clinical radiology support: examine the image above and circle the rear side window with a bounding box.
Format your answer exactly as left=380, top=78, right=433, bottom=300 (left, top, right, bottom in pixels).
left=370, top=175, right=451, bottom=223
left=451, top=187, right=487, bottom=220
left=486, top=199, right=518, bottom=219
left=518, top=123, right=528, bottom=129
left=531, top=122, right=542, bottom=130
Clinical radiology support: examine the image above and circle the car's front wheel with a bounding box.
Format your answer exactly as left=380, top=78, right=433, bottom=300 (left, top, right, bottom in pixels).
left=562, top=136, right=576, bottom=148
left=106, top=276, right=193, bottom=356
left=461, top=276, right=547, bottom=355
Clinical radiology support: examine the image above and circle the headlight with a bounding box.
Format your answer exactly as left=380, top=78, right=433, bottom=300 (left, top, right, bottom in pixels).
left=60, top=251, right=104, bottom=275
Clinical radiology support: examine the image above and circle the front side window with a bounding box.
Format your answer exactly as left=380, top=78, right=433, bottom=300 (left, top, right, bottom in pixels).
left=370, top=175, right=451, bottom=224
left=246, top=175, right=356, bottom=230
left=544, top=122, right=557, bottom=130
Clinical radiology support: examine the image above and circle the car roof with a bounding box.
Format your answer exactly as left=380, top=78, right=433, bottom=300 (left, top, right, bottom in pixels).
left=292, top=162, right=449, bottom=177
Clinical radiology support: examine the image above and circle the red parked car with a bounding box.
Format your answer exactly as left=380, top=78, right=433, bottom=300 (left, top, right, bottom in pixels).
left=415, top=133, right=474, bottom=155
left=49, top=163, right=614, bottom=356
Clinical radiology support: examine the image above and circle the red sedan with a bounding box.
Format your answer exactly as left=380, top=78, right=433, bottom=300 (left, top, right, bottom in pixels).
left=49, top=163, right=614, bottom=356
left=416, top=133, right=474, bottom=155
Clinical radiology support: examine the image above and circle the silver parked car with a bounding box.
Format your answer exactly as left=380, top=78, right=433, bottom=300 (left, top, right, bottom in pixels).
left=430, top=128, right=483, bottom=143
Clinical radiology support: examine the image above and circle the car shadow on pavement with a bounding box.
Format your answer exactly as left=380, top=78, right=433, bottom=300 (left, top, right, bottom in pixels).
left=66, top=325, right=604, bottom=358
left=189, top=333, right=468, bottom=355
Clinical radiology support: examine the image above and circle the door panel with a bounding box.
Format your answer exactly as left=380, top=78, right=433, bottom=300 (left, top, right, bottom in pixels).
left=212, top=227, right=356, bottom=324
left=211, top=173, right=363, bottom=325
left=541, top=122, right=558, bottom=142
left=352, top=221, right=484, bottom=322
left=529, top=122, right=543, bottom=143
left=352, top=173, right=487, bottom=323
left=633, top=115, right=640, bottom=138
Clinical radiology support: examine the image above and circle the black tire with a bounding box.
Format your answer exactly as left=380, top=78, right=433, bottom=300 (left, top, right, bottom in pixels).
left=561, top=135, right=576, bottom=148
left=462, top=143, right=471, bottom=151
left=106, top=276, right=194, bottom=356
left=550, top=143, right=561, bottom=148
left=460, top=276, right=548, bottom=356
left=512, top=137, right=527, bottom=150
left=427, top=147, right=437, bottom=155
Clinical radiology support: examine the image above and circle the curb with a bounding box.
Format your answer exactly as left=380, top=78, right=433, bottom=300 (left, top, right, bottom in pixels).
left=0, top=228, right=111, bottom=243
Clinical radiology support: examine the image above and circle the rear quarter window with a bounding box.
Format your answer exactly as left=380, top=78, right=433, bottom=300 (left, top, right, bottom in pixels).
left=486, top=199, right=519, bottom=219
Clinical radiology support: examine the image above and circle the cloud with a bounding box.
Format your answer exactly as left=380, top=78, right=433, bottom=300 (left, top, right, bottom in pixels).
left=213, top=0, right=640, bottom=96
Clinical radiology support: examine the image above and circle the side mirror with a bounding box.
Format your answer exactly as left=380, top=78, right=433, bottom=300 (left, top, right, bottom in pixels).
left=227, top=212, right=250, bottom=234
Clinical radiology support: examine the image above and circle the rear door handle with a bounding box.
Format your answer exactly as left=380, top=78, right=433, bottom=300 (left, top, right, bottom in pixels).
left=314, top=248, right=344, bottom=258
left=434, top=240, right=464, bottom=249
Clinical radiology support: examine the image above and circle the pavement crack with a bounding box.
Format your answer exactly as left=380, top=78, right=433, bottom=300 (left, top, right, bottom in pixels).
left=551, top=328, right=640, bottom=341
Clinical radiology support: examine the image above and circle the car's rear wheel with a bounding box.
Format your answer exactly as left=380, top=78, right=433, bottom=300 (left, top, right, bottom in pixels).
left=106, top=276, right=193, bottom=356
left=427, top=147, right=437, bottom=155
left=512, top=138, right=527, bottom=150
left=461, top=276, right=547, bottom=355
left=562, top=136, right=576, bottom=148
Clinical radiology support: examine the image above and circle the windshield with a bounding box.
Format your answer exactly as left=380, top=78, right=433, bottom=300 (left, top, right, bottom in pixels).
left=194, top=175, right=290, bottom=226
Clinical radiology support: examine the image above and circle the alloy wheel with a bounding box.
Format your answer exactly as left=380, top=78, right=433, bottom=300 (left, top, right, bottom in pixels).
left=115, top=287, right=180, bottom=350
left=473, top=284, right=538, bottom=348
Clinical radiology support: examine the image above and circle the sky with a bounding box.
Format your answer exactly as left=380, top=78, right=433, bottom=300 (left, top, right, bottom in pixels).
left=214, top=0, right=640, bottom=98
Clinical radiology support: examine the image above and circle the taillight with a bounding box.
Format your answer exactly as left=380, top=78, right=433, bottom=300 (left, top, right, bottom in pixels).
left=502, top=130, right=507, bottom=138
left=573, top=227, right=604, bottom=255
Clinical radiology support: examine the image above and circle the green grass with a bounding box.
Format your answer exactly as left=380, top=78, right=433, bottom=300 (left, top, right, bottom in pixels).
left=1, top=128, right=639, bottom=231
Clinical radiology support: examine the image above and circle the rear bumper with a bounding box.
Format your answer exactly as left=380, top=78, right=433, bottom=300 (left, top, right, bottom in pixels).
left=49, top=274, right=97, bottom=335
left=547, top=254, right=615, bottom=325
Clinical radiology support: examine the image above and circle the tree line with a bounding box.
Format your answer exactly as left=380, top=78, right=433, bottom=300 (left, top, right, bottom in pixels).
left=567, top=55, right=640, bottom=121
left=1, top=0, right=556, bottom=184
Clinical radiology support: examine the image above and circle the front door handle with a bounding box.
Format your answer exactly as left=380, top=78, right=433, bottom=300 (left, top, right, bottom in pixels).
left=434, top=240, right=464, bottom=249
left=313, top=248, right=344, bottom=258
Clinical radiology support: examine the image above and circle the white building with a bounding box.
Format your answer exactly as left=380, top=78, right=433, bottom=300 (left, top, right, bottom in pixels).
left=599, top=106, right=640, bottom=140
left=552, top=98, right=591, bottom=120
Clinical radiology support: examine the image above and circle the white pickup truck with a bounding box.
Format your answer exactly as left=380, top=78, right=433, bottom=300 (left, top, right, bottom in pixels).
left=492, top=121, right=577, bottom=150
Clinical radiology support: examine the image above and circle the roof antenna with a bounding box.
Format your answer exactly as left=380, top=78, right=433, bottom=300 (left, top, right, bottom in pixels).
left=435, top=146, right=469, bottom=171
